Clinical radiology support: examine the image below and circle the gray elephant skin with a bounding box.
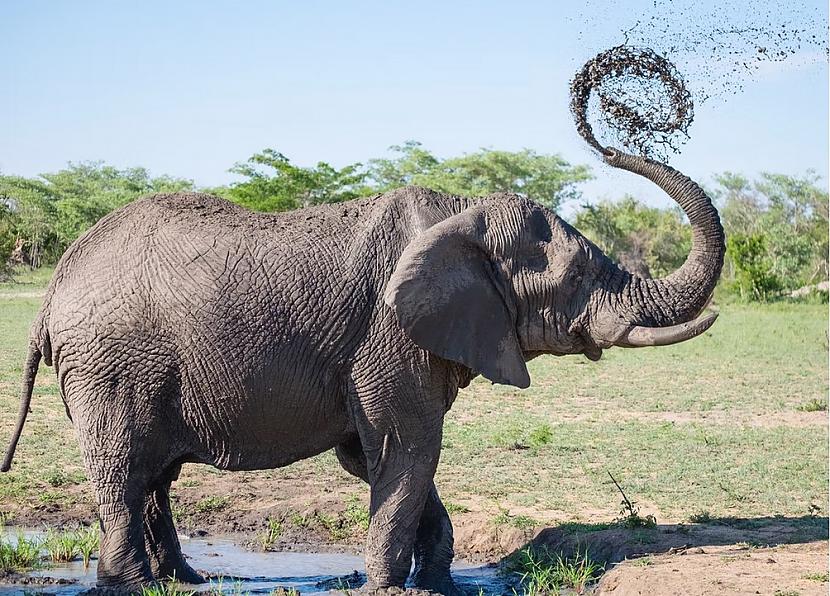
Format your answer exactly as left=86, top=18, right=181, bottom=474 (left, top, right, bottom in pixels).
left=2, top=149, right=723, bottom=593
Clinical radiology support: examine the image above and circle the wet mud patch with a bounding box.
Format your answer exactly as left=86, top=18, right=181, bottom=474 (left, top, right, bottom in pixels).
left=0, top=531, right=510, bottom=595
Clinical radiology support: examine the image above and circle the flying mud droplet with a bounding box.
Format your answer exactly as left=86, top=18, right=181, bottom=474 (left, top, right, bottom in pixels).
left=570, top=45, right=694, bottom=160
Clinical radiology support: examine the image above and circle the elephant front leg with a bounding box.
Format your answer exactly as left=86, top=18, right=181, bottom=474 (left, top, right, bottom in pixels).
left=143, top=476, right=204, bottom=584
left=412, top=485, right=461, bottom=596
left=363, top=432, right=442, bottom=591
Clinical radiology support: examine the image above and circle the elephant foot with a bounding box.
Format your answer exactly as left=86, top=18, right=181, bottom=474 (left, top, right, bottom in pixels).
left=412, top=572, right=465, bottom=596
left=151, top=551, right=205, bottom=584
left=91, top=575, right=157, bottom=595
left=159, top=562, right=205, bottom=585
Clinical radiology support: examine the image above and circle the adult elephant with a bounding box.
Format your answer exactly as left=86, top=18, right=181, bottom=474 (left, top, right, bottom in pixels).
left=2, top=148, right=723, bottom=593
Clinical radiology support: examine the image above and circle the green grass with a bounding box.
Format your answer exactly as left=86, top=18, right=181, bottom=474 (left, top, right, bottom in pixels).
left=445, top=502, right=471, bottom=514
left=0, top=532, right=41, bottom=572
left=193, top=495, right=229, bottom=514
left=0, top=265, right=54, bottom=292
left=505, top=546, right=604, bottom=594
left=43, top=528, right=80, bottom=562
left=796, top=398, right=827, bottom=412
left=139, top=581, right=196, bottom=596
left=0, top=268, right=827, bottom=539
left=494, top=509, right=538, bottom=530
left=343, top=494, right=370, bottom=532
left=804, top=572, right=829, bottom=582
left=42, top=525, right=99, bottom=565
left=259, top=517, right=283, bottom=550
left=688, top=510, right=713, bottom=523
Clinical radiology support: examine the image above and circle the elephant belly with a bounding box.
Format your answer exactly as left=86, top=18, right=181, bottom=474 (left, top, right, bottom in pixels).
left=181, top=377, right=354, bottom=472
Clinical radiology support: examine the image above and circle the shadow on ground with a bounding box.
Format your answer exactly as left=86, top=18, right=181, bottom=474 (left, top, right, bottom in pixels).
left=501, top=515, right=829, bottom=570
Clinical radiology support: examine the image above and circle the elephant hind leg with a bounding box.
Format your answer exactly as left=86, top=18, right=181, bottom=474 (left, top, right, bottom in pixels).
left=144, top=463, right=204, bottom=583
left=67, top=372, right=176, bottom=588
left=81, top=444, right=153, bottom=587
left=335, top=435, right=369, bottom=482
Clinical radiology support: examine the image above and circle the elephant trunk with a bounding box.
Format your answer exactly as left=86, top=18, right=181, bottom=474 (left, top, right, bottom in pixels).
left=600, top=149, right=725, bottom=345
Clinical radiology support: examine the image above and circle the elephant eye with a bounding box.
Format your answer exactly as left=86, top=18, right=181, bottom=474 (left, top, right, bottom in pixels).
left=567, top=271, right=583, bottom=287
left=526, top=253, right=549, bottom=272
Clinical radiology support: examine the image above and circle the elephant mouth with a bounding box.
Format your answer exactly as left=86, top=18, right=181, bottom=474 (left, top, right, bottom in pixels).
left=568, top=321, right=604, bottom=361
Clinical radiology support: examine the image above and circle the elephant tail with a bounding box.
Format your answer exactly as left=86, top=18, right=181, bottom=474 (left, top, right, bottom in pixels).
left=1, top=345, right=42, bottom=472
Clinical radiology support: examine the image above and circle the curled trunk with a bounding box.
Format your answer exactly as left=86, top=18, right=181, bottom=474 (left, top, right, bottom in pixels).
left=603, top=149, right=725, bottom=334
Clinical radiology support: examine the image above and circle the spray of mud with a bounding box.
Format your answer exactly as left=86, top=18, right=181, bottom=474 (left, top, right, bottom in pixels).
left=570, top=45, right=694, bottom=159
left=570, top=0, right=827, bottom=159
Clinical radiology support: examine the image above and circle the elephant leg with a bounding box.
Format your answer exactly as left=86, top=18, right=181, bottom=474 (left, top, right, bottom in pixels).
left=86, top=461, right=153, bottom=587
left=355, top=426, right=443, bottom=591
left=412, top=486, right=460, bottom=596
left=69, top=379, right=164, bottom=588
left=143, top=465, right=204, bottom=584
left=336, top=436, right=460, bottom=594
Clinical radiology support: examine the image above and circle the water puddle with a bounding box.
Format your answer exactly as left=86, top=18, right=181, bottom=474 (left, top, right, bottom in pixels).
left=4, top=529, right=510, bottom=595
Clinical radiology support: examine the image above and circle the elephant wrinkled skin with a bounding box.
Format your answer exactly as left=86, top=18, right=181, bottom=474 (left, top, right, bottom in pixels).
left=2, top=149, right=723, bottom=593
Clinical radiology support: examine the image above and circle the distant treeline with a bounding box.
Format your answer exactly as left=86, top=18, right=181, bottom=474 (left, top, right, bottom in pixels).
left=1, top=141, right=826, bottom=301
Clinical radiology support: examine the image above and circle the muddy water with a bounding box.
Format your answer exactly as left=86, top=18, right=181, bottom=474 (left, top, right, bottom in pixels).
left=8, top=529, right=510, bottom=595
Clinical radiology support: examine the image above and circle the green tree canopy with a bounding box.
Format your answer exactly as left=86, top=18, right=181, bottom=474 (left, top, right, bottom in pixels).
left=0, top=163, right=192, bottom=267
left=713, top=170, right=828, bottom=299
left=366, top=141, right=591, bottom=211
left=571, top=196, right=691, bottom=279
left=226, top=149, right=368, bottom=212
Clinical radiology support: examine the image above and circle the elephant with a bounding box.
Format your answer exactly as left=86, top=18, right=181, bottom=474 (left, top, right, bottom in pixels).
left=1, top=147, right=723, bottom=593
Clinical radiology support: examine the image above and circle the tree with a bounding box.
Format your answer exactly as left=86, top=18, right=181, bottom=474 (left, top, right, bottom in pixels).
left=227, top=149, right=368, bottom=212
left=571, top=196, right=691, bottom=278
left=366, top=141, right=591, bottom=211
left=712, top=170, right=828, bottom=296
left=0, top=164, right=192, bottom=267
left=726, top=233, right=782, bottom=301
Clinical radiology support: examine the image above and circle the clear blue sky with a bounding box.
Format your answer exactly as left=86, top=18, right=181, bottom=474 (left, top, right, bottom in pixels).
left=2, top=1, right=827, bottom=211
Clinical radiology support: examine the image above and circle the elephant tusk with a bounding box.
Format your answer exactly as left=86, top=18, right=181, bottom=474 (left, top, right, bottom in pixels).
left=616, top=311, right=719, bottom=348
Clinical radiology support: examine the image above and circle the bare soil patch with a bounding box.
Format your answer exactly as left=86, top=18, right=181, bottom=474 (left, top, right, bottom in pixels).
left=597, top=542, right=828, bottom=595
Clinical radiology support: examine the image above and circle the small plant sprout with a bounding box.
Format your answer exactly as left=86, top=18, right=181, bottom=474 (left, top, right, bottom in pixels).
left=77, top=523, right=100, bottom=569
left=260, top=517, right=283, bottom=550
left=608, top=472, right=656, bottom=529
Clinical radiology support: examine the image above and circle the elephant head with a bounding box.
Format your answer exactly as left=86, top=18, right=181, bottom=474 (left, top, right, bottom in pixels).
left=384, top=148, right=725, bottom=389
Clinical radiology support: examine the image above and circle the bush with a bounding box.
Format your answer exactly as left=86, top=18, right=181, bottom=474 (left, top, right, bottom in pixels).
left=726, top=233, right=783, bottom=301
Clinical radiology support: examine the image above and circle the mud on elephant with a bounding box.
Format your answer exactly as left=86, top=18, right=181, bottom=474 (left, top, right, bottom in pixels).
left=2, top=148, right=723, bottom=593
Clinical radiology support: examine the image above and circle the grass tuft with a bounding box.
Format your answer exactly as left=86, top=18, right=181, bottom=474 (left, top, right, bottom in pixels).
left=494, top=509, right=538, bottom=530
left=0, top=532, right=41, bottom=572
left=804, top=572, right=829, bottom=582
left=507, top=546, right=603, bottom=594
left=797, top=399, right=828, bottom=412
left=139, top=580, right=196, bottom=596
left=343, top=495, right=370, bottom=533
left=688, top=510, right=713, bottom=524
left=44, top=528, right=80, bottom=562
left=259, top=517, right=283, bottom=550
left=445, top=502, right=471, bottom=515
left=608, top=472, right=657, bottom=529
left=528, top=424, right=553, bottom=447
left=194, top=495, right=229, bottom=514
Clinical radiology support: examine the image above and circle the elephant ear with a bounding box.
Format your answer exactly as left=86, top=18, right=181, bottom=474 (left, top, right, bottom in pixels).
left=383, top=207, right=530, bottom=389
